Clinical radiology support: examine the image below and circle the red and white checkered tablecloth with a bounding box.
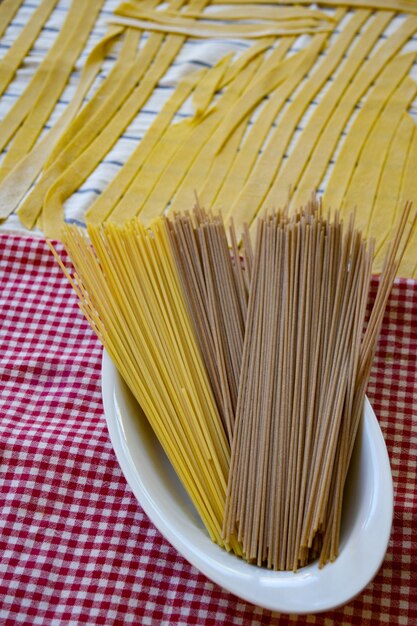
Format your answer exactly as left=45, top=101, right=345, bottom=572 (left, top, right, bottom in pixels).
left=0, top=233, right=416, bottom=625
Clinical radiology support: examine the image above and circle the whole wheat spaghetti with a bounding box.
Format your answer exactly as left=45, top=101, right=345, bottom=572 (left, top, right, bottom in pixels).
left=51, top=198, right=415, bottom=570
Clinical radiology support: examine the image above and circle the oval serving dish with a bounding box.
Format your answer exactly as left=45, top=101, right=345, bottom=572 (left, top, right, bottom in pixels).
left=102, top=350, right=393, bottom=614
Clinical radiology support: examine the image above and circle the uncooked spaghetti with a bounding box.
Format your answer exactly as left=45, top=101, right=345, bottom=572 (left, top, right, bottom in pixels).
left=50, top=197, right=415, bottom=570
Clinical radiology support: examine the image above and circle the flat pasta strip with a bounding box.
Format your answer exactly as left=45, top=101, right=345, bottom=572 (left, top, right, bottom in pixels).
left=111, top=51, right=262, bottom=224
left=392, top=125, right=417, bottom=278
left=18, top=26, right=143, bottom=229
left=109, top=120, right=194, bottom=224
left=0, top=0, right=114, bottom=178
left=110, top=13, right=331, bottom=39
left=341, top=78, right=417, bottom=234
left=0, top=0, right=59, bottom=97
left=164, top=6, right=335, bottom=22
left=266, top=10, right=393, bottom=210
left=137, top=55, right=264, bottom=226
left=371, top=114, right=415, bottom=273
left=221, top=38, right=274, bottom=86
left=212, top=39, right=313, bottom=155
left=85, top=66, right=210, bottom=225
left=0, top=0, right=22, bottom=40
left=324, top=51, right=416, bottom=210
left=223, top=8, right=363, bottom=235
left=42, top=2, right=185, bottom=169
left=169, top=37, right=307, bottom=213
left=0, top=0, right=104, bottom=168
left=212, top=0, right=417, bottom=16
left=192, top=52, right=233, bottom=116
left=198, top=39, right=302, bottom=209
left=0, top=0, right=82, bottom=154
left=41, top=0, right=210, bottom=237
left=18, top=7, right=165, bottom=228
left=89, top=54, right=235, bottom=225
left=44, top=26, right=139, bottom=170
left=289, top=15, right=417, bottom=209
left=98, top=55, right=233, bottom=224
left=0, top=27, right=122, bottom=222
left=195, top=114, right=251, bottom=209
left=212, top=34, right=333, bottom=214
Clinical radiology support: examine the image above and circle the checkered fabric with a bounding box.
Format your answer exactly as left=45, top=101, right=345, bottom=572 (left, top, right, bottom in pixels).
left=0, top=233, right=416, bottom=625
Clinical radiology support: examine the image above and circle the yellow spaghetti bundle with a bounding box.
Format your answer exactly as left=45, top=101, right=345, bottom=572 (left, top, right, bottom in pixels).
left=52, top=218, right=240, bottom=554
left=51, top=198, right=415, bottom=570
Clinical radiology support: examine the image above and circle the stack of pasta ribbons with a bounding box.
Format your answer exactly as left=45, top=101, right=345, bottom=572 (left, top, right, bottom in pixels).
left=1, top=1, right=416, bottom=277
left=51, top=198, right=415, bottom=571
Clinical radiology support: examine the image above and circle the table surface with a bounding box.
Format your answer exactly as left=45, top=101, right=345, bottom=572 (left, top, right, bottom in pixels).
left=1, top=233, right=416, bottom=625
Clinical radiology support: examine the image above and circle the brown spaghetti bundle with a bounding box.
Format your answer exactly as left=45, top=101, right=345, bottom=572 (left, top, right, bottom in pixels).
left=51, top=198, right=415, bottom=571
left=165, top=209, right=251, bottom=444
left=223, top=204, right=374, bottom=570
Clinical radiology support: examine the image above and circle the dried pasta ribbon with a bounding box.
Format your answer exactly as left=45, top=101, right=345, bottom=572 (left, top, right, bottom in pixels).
left=17, top=26, right=141, bottom=229
left=215, top=39, right=317, bottom=154
left=1, top=0, right=105, bottom=176
left=41, top=2, right=183, bottom=170
left=0, top=0, right=22, bottom=40
left=109, top=120, right=194, bottom=224
left=18, top=2, right=164, bottom=229
left=161, top=6, right=336, bottom=22
left=211, top=33, right=338, bottom=215
left=211, top=33, right=335, bottom=213
left=371, top=115, right=415, bottom=272
left=324, top=51, right=417, bottom=210
left=0, top=0, right=59, bottom=97
left=196, top=116, right=250, bottom=210
left=0, top=27, right=123, bottom=222
left=341, top=77, right=417, bottom=233
left=192, top=52, right=234, bottom=117
left=108, top=48, right=263, bottom=225
left=44, top=26, right=139, bottom=170
left=171, top=38, right=317, bottom=210
left=0, top=0, right=105, bottom=173
left=221, top=38, right=274, bottom=86
left=211, top=0, right=417, bottom=17
left=85, top=65, right=212, bottom=225
left=169, top=36, right=311, bottom=213
left=110, top=12, right=332, bottom=39
left=41, top=0, right=211, bottom=237
left=222, top=7, right=359, bottom=234
left=265, top=13, right=392, bottom=206
left=192, top=43, right=296, bottom=209
left=389, top=124, right=417, bottom=278
left=288, top=14, right=417, bottom=210
left=0, top=0, right=83, bottom=154
left=211, top=12, right=343, bottom=214
left=137, top=53, right=265, bottom=226
left=87, top=52, right=235, bottom=226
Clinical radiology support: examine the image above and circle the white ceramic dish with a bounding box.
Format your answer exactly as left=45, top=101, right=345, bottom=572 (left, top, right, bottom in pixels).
left=102, top=350, right=393, bottom=614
